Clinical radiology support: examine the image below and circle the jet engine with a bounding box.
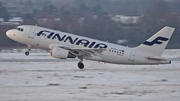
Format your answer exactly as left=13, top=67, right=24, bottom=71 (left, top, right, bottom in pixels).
left=50, top=46, right=76, bottom=59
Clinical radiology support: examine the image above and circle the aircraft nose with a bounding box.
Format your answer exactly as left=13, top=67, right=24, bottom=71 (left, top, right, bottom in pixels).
left=6, top=30, right=14, bottom=38
left=6, top=30, right=11, bottom=38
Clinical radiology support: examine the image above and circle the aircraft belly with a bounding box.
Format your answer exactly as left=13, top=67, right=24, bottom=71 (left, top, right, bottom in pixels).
left=101, top=54, right=129, bottom=64
left=84, top=56, right=103, bottom=61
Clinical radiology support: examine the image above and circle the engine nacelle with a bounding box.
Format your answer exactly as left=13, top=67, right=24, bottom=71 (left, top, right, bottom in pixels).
left=50, top=47, right=75, bottom=59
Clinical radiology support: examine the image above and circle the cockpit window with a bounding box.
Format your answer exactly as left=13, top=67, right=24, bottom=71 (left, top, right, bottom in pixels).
left=20, top=28, right=23, bottom=31
left=16, top=27, right=24, bottom=32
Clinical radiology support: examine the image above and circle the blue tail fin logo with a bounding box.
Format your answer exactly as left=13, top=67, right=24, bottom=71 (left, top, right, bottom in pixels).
left=143, top=37, right=169, bottom=46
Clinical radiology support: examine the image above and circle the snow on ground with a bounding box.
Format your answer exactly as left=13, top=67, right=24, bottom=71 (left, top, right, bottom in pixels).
left=162, top=49, right=180, bottom=59
left=0, top=49, right=180, bottom=101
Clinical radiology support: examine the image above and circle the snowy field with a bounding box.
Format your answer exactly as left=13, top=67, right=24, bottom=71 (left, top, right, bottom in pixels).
left=0, top=49, right=180, bottom=101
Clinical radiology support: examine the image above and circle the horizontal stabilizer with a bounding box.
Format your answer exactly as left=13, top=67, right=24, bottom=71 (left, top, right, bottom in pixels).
left=146, top=56, right=167, bottom=61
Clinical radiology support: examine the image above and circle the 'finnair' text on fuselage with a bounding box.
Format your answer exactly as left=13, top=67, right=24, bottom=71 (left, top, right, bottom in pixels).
left=37, top=30, right=108, bottom=49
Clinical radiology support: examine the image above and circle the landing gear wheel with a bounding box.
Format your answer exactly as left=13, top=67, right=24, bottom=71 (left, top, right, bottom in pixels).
left=78, top=62, right=84, bottom=69
left=25, top=51, right=29, bottom=56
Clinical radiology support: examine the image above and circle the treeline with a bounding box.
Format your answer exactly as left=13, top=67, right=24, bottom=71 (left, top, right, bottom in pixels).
left=0, top=0, right=180, bottom=48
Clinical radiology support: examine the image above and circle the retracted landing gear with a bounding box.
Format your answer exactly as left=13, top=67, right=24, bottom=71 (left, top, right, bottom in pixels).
left=25, top=44, right=31, bottom=56
left=78, top=56, right=84, bottom=69
left=78, top=61, right=84, bottom=69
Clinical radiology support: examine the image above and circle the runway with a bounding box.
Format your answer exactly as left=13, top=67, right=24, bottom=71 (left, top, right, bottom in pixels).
left=0, top=49, right=180, bottom=101
left=0, top=59, right=180, bottom=101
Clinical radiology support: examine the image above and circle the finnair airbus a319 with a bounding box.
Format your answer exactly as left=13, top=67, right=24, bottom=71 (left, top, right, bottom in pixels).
left=6, top=25, right=175, bottom=69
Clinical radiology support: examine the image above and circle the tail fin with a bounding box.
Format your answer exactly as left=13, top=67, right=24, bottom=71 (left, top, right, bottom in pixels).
left=135, top=26, right=175, bottom=56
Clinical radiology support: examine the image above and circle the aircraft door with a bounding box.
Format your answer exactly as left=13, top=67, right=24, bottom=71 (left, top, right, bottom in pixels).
left=28, top=27, right=36, bottom=39
left=129, top=50, right=136, bottom=62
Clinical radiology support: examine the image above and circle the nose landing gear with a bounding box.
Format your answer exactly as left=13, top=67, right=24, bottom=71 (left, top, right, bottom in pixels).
left=25, top=44, right=31, bottom=56
left=25, top=51, right=29, bottom=56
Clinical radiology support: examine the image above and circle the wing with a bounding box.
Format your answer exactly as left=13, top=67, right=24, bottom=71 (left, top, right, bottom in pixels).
left=70, top=48, right=106, bottom=57
left=49, top=44, right=106, bottom=57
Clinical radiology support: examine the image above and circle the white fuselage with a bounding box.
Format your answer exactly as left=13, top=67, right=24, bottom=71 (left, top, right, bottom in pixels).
left=6, top=25, right=171, bottom=65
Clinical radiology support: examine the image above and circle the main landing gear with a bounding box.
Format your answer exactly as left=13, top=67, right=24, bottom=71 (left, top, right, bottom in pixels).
left=78, top=61, right=84, bottom=69
left=25, top=44, right=31, bottom=56
left=78, top=56, right=84, bottom=69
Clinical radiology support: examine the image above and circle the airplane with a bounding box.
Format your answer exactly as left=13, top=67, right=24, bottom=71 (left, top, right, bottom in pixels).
left=6, top=25, right=175, bottom=69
